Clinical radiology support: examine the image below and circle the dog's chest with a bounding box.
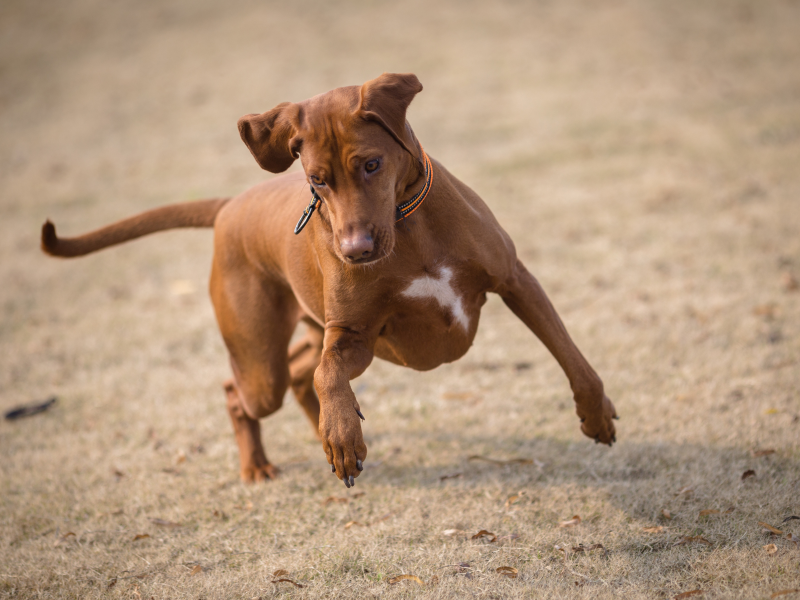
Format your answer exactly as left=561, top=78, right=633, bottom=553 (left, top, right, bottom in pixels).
left=374, top=265, right=484, bottom=370
left=400, top=266, right=470, bottom=330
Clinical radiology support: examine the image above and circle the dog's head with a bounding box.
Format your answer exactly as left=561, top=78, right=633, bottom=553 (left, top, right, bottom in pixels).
left=238, top=73, right=424, bottom=265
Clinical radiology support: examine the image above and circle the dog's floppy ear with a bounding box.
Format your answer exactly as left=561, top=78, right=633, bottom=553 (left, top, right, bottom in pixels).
left=356, top=73, right=423, bottom=158
left=238, top=102, right=301, bottom=173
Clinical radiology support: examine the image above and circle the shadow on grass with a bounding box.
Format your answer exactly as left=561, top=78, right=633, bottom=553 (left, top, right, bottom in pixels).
left=282, top=428, right=797, bottom=528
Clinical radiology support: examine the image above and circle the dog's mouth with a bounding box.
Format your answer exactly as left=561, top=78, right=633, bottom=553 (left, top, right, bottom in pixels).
left=341, top=246, right=387, bottom=266
left=345, top=255, right=380, bottom=265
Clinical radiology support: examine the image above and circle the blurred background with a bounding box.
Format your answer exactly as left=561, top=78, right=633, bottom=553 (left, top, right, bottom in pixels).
left=1, top=1, right=799, bottom=597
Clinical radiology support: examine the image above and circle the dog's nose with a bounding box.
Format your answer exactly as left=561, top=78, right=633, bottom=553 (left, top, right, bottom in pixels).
left=340, top=234, right=374, bottom=261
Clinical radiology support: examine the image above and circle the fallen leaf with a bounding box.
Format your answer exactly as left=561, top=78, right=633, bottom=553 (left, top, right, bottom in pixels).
left=322, top=496, right=348, bottom=506
left=674, top=590, right=703, bottom=599
left=272, top=578, right=304, bottom=588
left=759, top=522, right=785, bottom=535
left=443, top=529, right=467, bottom=537
left=468, top=455, right=533, bottom=465
left=723, top=507, right=735, bottom=514
left=54, top=532, right=76, bottom=546
left=643, top=526, right=664, bottom=533
left=662, top=509, right=673, bottom=520
left=781, top=272, right=799, bottom=292
left=752, top=449, right=776, bottom=458
left=190, top=565, right=203, bottom=575
left=753, top=303, right=777, bottom=318
left=388, top=574, right=424, bottom=586
left=439, top=472, right=462, bottom=481
left=765, top=408, right=779, bottom=415
left=572, top=543, right=605, bottom=552
left=234, top=501, right=254, bottom=511
left=3, top=396, right=57, bottom=420
left=132, top=534, right=150, bottom=541
left=374, top=511, right=397, bottom=523
left=673, top=536, right=711, bottom=546
left=771, top=590, right=800, bottom=599
left=273, top=569, right=289, bottom=577
left=558, top=515, right=581, bottom=528
left=351, top=491, right=366, bottom=498
left=150, top=518, right=181, bottom=528
left=107, top=578, right=117, bottom=589
left=781, top=516, right=800, bottom=523
left=675, top=486, right=693, bottom=496
left=504, top=494, right=520, bottom=510
left=176, top=450, right=187, bottom=464
left=471, top=530, right=497, bottom=542
left=455, top=562, right=472, bottom=573
left=786, top=533, right=799, bottom=547
left=496, top=566, right=518, bottom=578
left=742, top=469, right=756, bottom=480
left=113, top=469, right=125, bottom=479
left=764, top=543, right=778, bottom=555
left=344, top=521, right=366, bottom=529
left=211, top=509, right=227, bottom=519
left=699, top=509, right=720, bottom=517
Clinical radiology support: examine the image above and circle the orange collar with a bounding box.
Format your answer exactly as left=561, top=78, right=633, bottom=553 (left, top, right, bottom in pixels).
left=395, top=149, right=433, bottom=222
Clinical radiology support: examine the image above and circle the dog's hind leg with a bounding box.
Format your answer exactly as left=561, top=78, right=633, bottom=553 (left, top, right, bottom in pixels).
left=223, top=379, right=278, bottom=482
left=288, top=320, right=323, bottom=435
left=210, top=262, right=298, bottom=483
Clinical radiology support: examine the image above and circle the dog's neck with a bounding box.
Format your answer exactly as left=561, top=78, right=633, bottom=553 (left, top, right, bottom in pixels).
left=395, top=128, right=427, bottom=208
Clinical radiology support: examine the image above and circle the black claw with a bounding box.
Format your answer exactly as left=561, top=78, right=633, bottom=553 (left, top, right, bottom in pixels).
left=595, top=436, right=600, bottom=444
left=357, top=459, right=363, bottom=471
left=349, top=475, right=354, bottom=487
left=580, top=418, right=585, bottom=423
left=355, top=408, right=365, bottom=421
left=612, top=435, right=617, bottom=443
left=344, top=477, right=351, bottom=488
left=613, top=415, right=620, bottom=420
left=331, top=464, right=336, bottom=473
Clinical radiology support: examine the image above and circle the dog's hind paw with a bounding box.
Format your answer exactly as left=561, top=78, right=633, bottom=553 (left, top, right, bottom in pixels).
left=241, top=462, right=280, bottom=483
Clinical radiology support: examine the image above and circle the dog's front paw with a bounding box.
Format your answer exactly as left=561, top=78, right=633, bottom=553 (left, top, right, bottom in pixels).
left=319, top=403, right=368, bottom=488
left=577, top=395, right=618, bottom=446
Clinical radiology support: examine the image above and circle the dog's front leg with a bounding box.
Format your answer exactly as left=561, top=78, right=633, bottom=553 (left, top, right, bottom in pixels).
left=313, top=324, right=373, bottom=487
left=499, top=258, right=618, bottom=445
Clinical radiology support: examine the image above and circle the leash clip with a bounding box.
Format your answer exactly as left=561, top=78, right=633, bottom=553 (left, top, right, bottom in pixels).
left=294, top=186, right=322, bottom=235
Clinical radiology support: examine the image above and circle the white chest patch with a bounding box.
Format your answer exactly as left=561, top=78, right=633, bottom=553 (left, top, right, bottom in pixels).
left=401, top=266, right=470, bottom=331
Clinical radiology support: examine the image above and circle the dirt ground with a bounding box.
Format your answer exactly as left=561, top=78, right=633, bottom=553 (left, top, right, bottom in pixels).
left=1, top=0, right=799, bottom=598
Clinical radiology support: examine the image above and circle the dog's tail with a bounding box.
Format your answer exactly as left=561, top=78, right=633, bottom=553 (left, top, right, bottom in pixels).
left=41, top=198, right=230, bottom=258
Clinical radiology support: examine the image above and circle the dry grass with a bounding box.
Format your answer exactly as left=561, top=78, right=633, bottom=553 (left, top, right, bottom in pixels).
left=1, top=0, right=799, bottom=598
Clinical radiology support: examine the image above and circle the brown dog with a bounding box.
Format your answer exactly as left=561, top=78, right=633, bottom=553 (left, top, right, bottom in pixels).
left=41, top=73, right=617, bottom=487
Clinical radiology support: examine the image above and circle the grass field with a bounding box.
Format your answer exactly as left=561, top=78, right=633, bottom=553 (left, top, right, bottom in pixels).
left=1, top=0, right=799, bottom=598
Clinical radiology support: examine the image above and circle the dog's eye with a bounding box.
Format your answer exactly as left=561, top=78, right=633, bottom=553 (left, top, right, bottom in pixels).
left=365, top=160, right=380, bottom=173
left=309, top=175, right=325, bottom=186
